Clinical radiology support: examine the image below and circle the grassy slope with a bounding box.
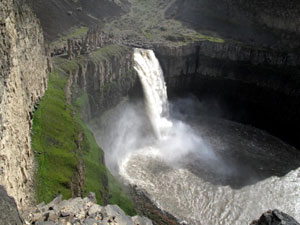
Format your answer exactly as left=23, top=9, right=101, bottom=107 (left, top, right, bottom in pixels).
left=32, top=71, right=78, bottom=201
left=32, top=51, right=135, bottom=215
left=104, top=0, right=224, bottom=45
left=51, top=26, right=89, bottom=50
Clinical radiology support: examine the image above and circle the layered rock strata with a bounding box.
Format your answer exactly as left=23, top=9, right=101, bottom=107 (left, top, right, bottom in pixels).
left=67, top=45, right=137, bottom=121
left=0, top=0, right=48, bottom=208
left=153, top=41, right=300, bottom=149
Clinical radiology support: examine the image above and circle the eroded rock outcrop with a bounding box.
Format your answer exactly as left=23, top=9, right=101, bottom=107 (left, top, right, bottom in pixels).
left=23, top=194, right=153, bottom=225
left=66, top=45, right=137, bottom=121
left=0, top=185, right=23, bottom=225
left=250, top=209, right=300, bottom=225
left=0, top=0, right=48, bottom=208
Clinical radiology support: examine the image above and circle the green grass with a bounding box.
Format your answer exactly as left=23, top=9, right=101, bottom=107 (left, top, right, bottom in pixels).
left=76, top=114, right=108, bottom=205
left=90, top=45, right=129, bottom=62
left=32, top=71, right=79, bottom=202
left=52, top=26, right=88, bottom=49
left=108, top=173, right=136, bottom=216
left=102, top=0, right=226, bottom=46
left=77, top=115, right=136, bottom=215
left=74, top=92, right=89, bottom=109
left=32, top=53, right=136, bottom=215
left=183, top=32, right=225, bottom=43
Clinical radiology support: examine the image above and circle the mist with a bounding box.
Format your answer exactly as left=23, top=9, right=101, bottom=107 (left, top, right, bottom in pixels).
left=89, top=49, right=226, bottom=180
left=91, top=97, right=225, bottom=175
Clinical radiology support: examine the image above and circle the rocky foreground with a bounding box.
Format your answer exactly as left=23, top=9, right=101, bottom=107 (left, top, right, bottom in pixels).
left=21, top=193, right=152, bottom=225
left=1, top=185, right=299, bottom=225
left=250, top=210, right=300, bottom=225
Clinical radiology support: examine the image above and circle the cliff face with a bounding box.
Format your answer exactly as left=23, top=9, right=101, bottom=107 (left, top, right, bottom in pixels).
left=166, top=0, right=300, bottom=49
left=154, top=41, right=300, bottom=149
left=29, top=0, right=130, bottom=41
left=0, top=0, right=48, bottom=208
left=154, top=41, right=300, bottom=92
left=67, top=45, right=138, bottom=121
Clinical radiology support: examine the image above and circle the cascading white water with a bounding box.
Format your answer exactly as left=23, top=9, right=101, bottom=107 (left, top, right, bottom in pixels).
left=91, top=47, right=300, bottom=225
left=133, top=48, right=172, bottom=139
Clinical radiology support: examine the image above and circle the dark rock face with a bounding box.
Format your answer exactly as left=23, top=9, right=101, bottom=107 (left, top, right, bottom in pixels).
left=130, top=186, right=181, bottom=225
left=166, top=0, right=300, bottom=49
left=251, top=210, right=300, bottom=225
left=0, top=186, right=23, bottom=225
left=153, top=41, right=300, bottom=150
left=67, top=46, right=138, bottom=121
left=29, top=0, right=130, bottom=41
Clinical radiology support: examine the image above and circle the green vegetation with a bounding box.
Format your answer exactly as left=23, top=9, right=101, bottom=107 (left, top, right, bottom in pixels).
left=103, top=0, right=225, bottom=45
left=32, top=71, right=79, bottom=202
left=183, top=32, right=225, bottom=44
left=32, top=54, right=136, bottom=215
left=107, top=173, right=136, bottom=216
left=76, top=114, right=108, bottom=205
left=52, top=26, right=88, bottom=49
left=90, top=45, right=129, bottom=62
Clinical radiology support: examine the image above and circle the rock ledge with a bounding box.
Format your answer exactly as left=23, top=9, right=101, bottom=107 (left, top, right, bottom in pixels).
left=22, top=193, right=152, bottom=225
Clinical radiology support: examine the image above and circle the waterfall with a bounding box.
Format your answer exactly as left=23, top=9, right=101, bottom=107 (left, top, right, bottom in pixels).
left=133, top=48, right=172, bottom=139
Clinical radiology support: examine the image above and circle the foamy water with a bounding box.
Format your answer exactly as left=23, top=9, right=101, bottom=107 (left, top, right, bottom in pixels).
left=134, top=48, right=172, bottom=139
left=91, top=48, right=300, bottom=225
left=120, top=144, right=300, bottom=225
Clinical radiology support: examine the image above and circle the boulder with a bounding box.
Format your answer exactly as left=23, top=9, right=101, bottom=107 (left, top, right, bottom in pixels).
left=251, top=209, right=300, bottom=225
left=0, top=186, right=23, bottom=225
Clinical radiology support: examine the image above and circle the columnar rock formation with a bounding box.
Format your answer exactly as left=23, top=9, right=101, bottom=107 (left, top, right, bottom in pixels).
left=67, top=45, right=137, bottom=121
left=67, top=27, right=119, bottom=59
left=0, top=0, right=49, bottom=208
left=153, top=41, right=300, bottom=150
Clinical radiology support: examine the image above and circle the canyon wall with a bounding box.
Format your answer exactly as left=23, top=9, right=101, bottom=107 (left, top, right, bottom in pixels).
left=154, top=41, right=300, bottom=149
left=29, top=0, right=130, bottom=41
left=64, top=38, right=300, bottom=151
left=0, top=0, right=48, bottom=208
left=66, top=45, right=138, bottom=121
left=166, top=0, right=300, bottom=49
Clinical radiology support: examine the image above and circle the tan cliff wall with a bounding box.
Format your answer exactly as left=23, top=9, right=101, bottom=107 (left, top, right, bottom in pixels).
left=0, top=0, right=49, bottom=208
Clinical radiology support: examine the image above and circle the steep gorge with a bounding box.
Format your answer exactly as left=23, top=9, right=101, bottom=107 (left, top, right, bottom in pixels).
left=0, top=0, right=300, bottom=224
left=65, top=45, right=138, bottom=121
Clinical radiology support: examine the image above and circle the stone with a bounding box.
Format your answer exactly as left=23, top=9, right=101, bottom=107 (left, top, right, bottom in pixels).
left=88, top=204, right=103, bottom=217
left=83, top=218, right=98, bottom=225
left=250, top=209, right=300, bottom=225
left=36, top=222, right=56, bottom=225
left=32, top=212, right=45, bottom=223
left=88, top=192, right=97, bottom=203
left=132, top=216, right=153, bottom=225
left=47, top=210, right=59, bottom=221
left=48, top=195, right=63, bottom=209
left=105, top=205, right=126, bottom=217
left=0, top=186, right=23, bottom=225
left=25, top=195, right=153, bottom=225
